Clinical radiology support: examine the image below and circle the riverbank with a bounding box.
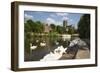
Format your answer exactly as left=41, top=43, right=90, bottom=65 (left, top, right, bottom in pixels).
left=29, top=32, right=79, bottom=37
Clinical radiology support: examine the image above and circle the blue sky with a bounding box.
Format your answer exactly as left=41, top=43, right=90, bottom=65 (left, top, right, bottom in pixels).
left=24, top=11, right=84, bottom=29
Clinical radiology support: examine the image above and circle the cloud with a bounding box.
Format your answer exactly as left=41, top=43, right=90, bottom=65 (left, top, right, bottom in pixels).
left=56, top=13, right=69, bottom=21
left=46, top=18, right=56, bottom=24
left=56, top=13, right=68, bottom=16
left=24, top=14, right=34, bottom=20
left=62, top=16, right=69, bottom=20
left=46, top=17, right=62, bottom=26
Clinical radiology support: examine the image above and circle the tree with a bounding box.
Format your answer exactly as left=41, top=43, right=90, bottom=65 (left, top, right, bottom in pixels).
left=67, top=26, right=75, bottom=34
left=24, top=20, right=44, bottom=53
left=56, top=25, right=64, bottom=34
left=50, top=24, right=56, bottom=32
left=25, top=20, right=44, bottom=33
left=35, top=21, right=44, bottom=33
left=78, top=14, right=90, bottom=39
left=24, top=19, right=34, bottom=32
left=24, top=20, right=33, bottom=53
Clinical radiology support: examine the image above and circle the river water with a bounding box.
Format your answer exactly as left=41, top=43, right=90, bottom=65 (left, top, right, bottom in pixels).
left=24, top=35, right=71, bottom=61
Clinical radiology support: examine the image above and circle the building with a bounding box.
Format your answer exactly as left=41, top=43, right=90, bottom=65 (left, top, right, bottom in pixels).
left=63, top=20, right=69, bottom=32
left=63, top=20, right=68, bottom=28
left=44, top=24, right=52, bottom=33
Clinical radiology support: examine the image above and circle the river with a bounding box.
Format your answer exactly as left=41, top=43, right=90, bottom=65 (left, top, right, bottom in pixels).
left=24, top=35, right=71, bottom=61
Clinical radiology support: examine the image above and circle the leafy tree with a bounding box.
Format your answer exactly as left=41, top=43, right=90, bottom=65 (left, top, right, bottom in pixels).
left=78, top=14, right=90, bottom=39
left=24, top=19, right=34, bottom=32
left=50, top=24, right=56, bottom=32
left=25, top=20, right=44, bottom=33
left=56, top=25, right=64, bottom=34
left=35, top=21, right=44, bottom=33
left=24, top=20, right=44, bottom=53
left=68, top=26, right=75, bottom=34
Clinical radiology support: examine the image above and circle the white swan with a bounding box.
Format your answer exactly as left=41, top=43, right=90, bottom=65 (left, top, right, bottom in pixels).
left=69, top=38, right=87, bottom=47
left=40, top=46, right=67, bottom=61
left=55, top=41, right=59, bottom=45
left=30, top=43, right=37, bottom=50
left=54, top=46, right=67, bottom=55
left=40, top=42, right=46, bottom=46
left=36, top=40, right=39, bottom=43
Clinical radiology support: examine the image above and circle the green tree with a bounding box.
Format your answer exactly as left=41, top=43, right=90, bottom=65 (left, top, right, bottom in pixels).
left=25, top=20, right=44, bottom=33
left=35, top=21, right=44, bottom=33
left=24, top=19, right=34, bottom=32
left=50, top=24, right=56, bottom=32
left=78, top=14, right=90, bottom=39
left=68, top=26, right=75, bottom=34
left=24, top=20, right=44, bottom=53
left=56, top=25, right=64, bottom=34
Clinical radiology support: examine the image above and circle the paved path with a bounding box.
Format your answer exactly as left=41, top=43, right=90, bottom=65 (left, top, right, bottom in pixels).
left=75, top=49, right=90, bottom=59
left=60, top=48, right=90, bottom=60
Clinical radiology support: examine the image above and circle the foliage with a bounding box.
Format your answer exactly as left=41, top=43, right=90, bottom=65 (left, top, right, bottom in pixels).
left=78, top=14, right=90, bottom=39
left=24, top=32, right=31, bottom=53
left=68, top=26, right=76, bottom=34
left=24, top=20, right=44, bottom=53
left=56, top=25, right=64, bottom=34
left=25, top=20, right=44, bottom=33
left=50, top=24, right=56, bottom=32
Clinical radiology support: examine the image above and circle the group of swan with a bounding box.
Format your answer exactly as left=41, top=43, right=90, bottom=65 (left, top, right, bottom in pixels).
left=40, top=42, right=46, bottom=46
left=40, top=38, right=87, bottom=61
left=30, top=38, right=87, bottom=61
left=69, top=38, right=87, bottom=47
left=30, top=41, right=46, bottom=50
left=40, top=46, right=67, bottom=61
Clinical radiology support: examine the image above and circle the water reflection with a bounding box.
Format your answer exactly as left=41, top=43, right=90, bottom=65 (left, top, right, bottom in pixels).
left=24, top=35, right=71, bottom=61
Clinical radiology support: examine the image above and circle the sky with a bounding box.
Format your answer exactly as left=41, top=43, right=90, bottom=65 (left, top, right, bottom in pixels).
left=24, top=11, right=84, bottom=29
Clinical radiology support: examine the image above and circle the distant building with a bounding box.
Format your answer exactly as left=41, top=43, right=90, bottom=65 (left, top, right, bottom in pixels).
left=63, top=20, right=68, bottom=28
left=44, top=24, right=52, bottom=33
left=63, top=20, right=69, bottom=32
left=63, top=20, right=74, bottom=33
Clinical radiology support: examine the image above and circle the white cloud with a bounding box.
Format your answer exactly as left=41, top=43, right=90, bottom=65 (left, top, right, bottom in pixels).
left=46, top=17, right=63, bottom=26
left=24, top=14, right=34, bottom=20
left=62, top=16, right=69, bottom=20
left=46, top=18, right=56, bottom=24
left=56, top=13, right=68, bottom=16
left=56, top=13, right=69, bottom=21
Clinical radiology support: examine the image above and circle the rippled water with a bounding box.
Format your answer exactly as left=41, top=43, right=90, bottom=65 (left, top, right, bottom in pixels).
left=24, top=36, right=71, bottom=61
